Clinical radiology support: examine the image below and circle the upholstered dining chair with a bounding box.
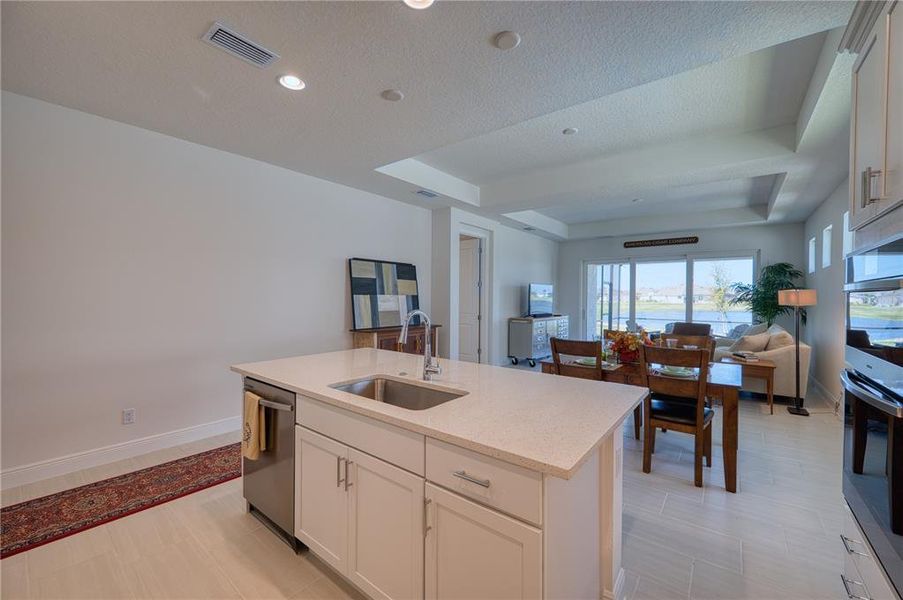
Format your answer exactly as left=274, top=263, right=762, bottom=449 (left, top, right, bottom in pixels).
left=550, top=337, right=643, bottom=440
left=638, top=345, right=713, bottom=487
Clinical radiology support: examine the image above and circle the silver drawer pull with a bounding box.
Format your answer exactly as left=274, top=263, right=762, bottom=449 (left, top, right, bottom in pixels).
left=453, top=470, right=491, bottom=488
left=840, top=534, right=869, bottom=557
left=337, top=456, right=345, bottom=488
left=840, top=575, right=870, bottom=600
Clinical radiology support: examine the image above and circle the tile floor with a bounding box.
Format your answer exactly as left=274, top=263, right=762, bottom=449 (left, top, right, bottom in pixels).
left=621, top=389, right=846, bottom=600
left=1, top=390, right=846, bottom=600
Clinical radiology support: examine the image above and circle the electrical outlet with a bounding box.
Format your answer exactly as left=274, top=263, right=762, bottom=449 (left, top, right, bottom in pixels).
left=122, top=408, right=136, bottom=425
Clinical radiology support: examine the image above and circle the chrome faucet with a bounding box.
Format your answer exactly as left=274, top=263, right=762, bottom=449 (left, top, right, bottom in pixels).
left=399, top=310, right=441, bottom=381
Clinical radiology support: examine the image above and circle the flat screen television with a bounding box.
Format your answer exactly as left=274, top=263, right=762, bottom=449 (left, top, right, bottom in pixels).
left=528, top=283, right=554, bottom=317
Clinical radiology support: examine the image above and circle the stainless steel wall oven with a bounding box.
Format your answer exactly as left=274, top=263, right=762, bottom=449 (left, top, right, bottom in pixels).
left=843, top=234, right=903, bottom=596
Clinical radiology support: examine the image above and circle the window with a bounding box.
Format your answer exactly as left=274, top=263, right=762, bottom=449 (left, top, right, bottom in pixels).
left=583, top=254, right=755, bottom=337
left=843, top=211, right=853, bottom=257
left=822, top=224, right=833, bottom=268
left=634, top=260, right=687, bottom=333
left=584, top=262, right=630, bottom=339
left=691, top=258, right=754, bottom=336
left=808, top=237, right=816, bottom=274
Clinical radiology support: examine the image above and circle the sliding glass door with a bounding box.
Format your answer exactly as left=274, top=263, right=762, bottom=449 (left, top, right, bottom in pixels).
left=584, top=262, right=630, bottom=339
left=583, top=254, right=755, bottom=339
left=634, top=260, right=688, bottom=332
left=691, top=257, right=754, bottom=336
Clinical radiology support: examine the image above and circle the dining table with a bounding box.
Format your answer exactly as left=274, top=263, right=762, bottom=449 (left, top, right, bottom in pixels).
left=540, top=358, right=743, bottom=493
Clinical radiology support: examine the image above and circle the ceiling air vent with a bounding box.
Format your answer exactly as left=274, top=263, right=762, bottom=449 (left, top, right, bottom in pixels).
left=202, top=22, right=280, bottom=68
left=415, top=189, right=439, bottom=199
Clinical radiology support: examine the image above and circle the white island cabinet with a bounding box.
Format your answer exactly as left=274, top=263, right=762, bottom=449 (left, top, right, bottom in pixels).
left=233, top=348, right=645, bottom=600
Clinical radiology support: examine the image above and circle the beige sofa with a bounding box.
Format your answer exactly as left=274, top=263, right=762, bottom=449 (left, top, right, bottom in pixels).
left=713, top=324, right=811, bottom=399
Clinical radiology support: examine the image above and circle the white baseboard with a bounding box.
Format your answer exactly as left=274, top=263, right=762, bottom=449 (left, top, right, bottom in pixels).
left=809, top=376, right=842, bottom=415
left=0, top=416, right=241, bottom=491
left=605, top=568, right=627, bottom=600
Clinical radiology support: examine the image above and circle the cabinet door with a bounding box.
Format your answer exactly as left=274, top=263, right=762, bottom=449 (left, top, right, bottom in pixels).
left=882, top=1, right=903, bottom=213
left=347, top=449, right=425, bottom=600
left=296, top=427, right=349, bottom=573
left=850, top=31, right=886, bottom=229
left=377, top=331, right=402, bottom=352
left=424, top=483, right=541, bottom=600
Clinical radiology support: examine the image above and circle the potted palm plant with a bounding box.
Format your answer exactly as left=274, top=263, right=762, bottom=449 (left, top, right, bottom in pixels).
left=730, top=262, right=807, bottom=326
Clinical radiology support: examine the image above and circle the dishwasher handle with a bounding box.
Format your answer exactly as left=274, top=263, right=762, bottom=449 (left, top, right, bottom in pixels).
left=258, top=398, right=294, bottom=412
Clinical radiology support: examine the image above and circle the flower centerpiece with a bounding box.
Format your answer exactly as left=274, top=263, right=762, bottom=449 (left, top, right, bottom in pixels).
left=608, top=329, right=651, bottom=364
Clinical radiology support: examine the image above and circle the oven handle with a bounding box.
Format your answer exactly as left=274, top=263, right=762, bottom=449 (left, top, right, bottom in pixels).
left=841, top=371, right=903, bottom=417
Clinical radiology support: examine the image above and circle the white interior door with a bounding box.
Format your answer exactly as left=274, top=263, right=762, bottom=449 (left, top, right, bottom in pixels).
left=295, top=426, right=348, bottom=574
left=458, top=237, right=482, bottom=363
left=347, top=449, right=425, bottom=600
left=424, top=483, right=542, bottom=600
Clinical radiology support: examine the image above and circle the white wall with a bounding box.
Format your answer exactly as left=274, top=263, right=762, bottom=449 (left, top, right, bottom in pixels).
left=1, top=92, right=432, bottom=473
left=431, top=208, right=558, bottom=365
left=557, top=223, right=807, bottom=337
left=803, top=179, right=848, bottom=403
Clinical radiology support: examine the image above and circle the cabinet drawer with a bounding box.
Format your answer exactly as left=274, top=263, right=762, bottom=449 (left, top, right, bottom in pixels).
left=842, top=507, right=900, bottom=599
left=425, top=438, right=542, bottom=526
left=299, top=396, right=425, bottom=476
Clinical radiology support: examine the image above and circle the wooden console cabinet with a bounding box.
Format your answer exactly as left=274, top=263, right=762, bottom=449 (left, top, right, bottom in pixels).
left=351, top=325, right=440, bottom=357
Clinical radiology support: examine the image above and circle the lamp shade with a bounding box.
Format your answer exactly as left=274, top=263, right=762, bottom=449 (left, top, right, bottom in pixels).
left=778, top=288, right=817, bottom=307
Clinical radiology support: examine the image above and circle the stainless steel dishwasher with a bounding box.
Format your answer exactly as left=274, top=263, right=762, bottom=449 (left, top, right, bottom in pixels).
left=242, top=377, right=301, bottom=550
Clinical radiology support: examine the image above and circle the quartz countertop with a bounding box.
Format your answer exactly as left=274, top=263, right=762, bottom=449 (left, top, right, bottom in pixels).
left=231, top=348, right=646, bottom=479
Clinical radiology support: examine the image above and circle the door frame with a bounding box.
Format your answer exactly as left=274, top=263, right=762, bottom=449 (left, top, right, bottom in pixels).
left=458, top=234, right=485, bottom=363
left=454, top=224, right=492, bottom=363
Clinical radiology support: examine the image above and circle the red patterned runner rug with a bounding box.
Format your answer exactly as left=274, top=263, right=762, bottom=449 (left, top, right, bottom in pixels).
left=1, top=442, right=241, bottom=558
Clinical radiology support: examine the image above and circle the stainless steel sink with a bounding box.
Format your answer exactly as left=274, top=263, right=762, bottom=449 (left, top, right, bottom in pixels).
left=329, top=377, right=466, bottom=410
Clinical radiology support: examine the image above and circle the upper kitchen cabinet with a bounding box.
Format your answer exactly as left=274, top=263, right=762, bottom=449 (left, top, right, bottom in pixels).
left=884, top=1, right=902, bottom=211
left=848, top=0, right=903, bottom=230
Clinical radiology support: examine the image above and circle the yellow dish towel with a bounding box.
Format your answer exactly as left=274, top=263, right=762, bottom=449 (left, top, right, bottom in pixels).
left=242, top=391, right=266, bottom=460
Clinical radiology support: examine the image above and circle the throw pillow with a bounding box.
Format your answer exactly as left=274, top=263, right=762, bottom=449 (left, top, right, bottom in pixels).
left=766, top=330, right=795, bottom=350
left=744, top=323, right=769, bottom=336
left=729, top=332, right=770, bottom=353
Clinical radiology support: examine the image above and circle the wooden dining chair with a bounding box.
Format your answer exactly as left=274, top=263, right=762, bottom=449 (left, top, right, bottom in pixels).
left=550, top=338, right=603, bottom=380
left=551, top=337, right=643, bottom=441
left=658, top=334, right=716, bottom=359
left=638, top=345, right=713, bottom=487
left=671, top=322, right=712, bottom=336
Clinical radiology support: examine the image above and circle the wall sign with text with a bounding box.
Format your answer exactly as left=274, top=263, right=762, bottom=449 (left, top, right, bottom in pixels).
left=623, top=236, right=699, bottom=249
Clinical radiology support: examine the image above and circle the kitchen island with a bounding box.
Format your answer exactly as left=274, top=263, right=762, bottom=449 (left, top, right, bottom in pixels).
left=232, top=348, right=646, bottom=600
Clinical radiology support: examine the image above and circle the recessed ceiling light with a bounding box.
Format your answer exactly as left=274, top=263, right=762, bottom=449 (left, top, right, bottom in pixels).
left=403, top=0, right=434, bottom=9
left=381, top=89, right=404, bottom=102
left=562, top=127, right=578, bottom=135
left=278, top=75, right=305, bottom=91
left=493, top=31, right=521, bottom=50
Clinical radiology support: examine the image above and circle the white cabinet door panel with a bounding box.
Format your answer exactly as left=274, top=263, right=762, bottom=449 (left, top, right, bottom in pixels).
left=851, top=31, right=885, bottom=229
left=882, top=1, right=903, bottom=213
left=296, top=426, right=348, bottom=573
left=425, top=483, right=541, bottom=600
left=348, top=449, right=425, bottom=600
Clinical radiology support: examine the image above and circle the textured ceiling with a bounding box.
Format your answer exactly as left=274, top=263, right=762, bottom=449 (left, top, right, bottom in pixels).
left=1, top=1, right=855, bottom=238
left=417, top=34, right=826, bottom=184
left=537, top=175, right=779, bottom=224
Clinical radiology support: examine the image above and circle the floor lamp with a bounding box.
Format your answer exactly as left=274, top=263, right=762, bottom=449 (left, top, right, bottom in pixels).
left=778, top=289, right=817, bottom=417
